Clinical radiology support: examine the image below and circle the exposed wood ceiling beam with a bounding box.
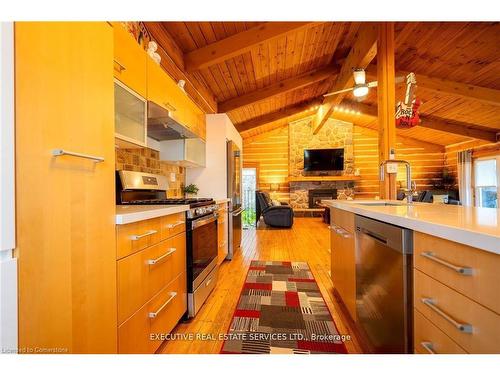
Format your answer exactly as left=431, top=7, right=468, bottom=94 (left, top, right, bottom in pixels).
left=235, top=100, right=321, bottom=133
left=366, top=69, right=500, bottom=107
left=218, top=65, right=340, bottom=113
left=241, top=108, right=444, bottom=152
left=143, top=22, right=218, bottom=113
left=343, top=100, right=499, bottom=143
left=241, top=124, right=289, bottom=143
left=353, top=123, right=445, bottom=152
left=313, top=23, right=378, bottom=134
left=185, top=22, right=318, bottom=72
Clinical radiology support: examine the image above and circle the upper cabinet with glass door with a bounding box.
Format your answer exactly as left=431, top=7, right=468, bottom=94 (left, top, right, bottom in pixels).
left=113, top=23, right=148, bottom=147
left=114, top=80, right=147, bottom=148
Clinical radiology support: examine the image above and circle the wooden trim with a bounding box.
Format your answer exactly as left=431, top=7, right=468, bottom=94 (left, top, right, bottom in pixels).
left=313, top=23, right=378, bottom=134
left=235, top=100, right=321, bottom=132
left=218, top=65, right=339, bottom=113
left=184, top=22, right=318, bottom=72
left=143, top=22, right=217, bottom=113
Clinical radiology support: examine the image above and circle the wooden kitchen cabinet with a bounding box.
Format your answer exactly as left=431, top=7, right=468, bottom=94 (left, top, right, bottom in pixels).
left=116, top=211, right=187, bottom=353
left=113, top=22, right=147, bottom=98
left=330, top=208, right=356, bottom=321
left=15, top=22, right=117, bottom=353
left=217, top=202, right=229, bottom=264
left=413, top=232, right=500, bottom=354
left=147, top=57, right=185, bottom=125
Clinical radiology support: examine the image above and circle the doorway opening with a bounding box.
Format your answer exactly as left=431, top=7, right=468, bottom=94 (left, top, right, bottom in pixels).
left=242, top=168, right=257, bottom=228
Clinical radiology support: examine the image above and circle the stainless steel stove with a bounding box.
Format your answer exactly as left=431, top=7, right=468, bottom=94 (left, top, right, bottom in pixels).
left=116, top=170, right=219, bottom=318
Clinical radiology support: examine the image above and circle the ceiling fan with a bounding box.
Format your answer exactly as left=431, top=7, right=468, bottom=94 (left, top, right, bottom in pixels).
left=323, top=68, right=404, bottom=99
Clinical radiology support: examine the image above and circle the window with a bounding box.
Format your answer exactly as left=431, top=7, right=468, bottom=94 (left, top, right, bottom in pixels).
left=473, top=156, right=500, bottom=208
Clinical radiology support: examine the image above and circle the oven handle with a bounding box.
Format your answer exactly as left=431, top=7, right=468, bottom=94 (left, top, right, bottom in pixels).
left=192, top=213, right=219, bottom=229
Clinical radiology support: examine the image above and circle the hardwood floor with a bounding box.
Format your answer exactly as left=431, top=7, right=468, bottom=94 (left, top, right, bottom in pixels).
left=158, top=217, right=363, bottom=354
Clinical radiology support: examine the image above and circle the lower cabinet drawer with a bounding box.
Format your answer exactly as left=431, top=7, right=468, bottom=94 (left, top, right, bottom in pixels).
left=117, top=217, right=162, bottom=259
left=161, top=212, right=186, bottom=240
left=414, top=269, right=500, bottom=354
left=414, top=231, right=500, bottom=314
left=414, top=309, right=467, bottom=354
left=117, top=232, right=186, bottom=324
left=118, top=272, right=187, bottom=354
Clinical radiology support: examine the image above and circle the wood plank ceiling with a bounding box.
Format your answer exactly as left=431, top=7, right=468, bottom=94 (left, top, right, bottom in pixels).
left=148, top=21, right=500, bottom=146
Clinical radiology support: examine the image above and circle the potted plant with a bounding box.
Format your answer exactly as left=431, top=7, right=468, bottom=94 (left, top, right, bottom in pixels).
left=183, top=183, right=199, bottom=198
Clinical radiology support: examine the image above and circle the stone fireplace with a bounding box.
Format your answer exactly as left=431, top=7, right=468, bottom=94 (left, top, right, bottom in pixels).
left=308, top=188, right=337, bottom=208
left=288, top=116, right=355, bottom=209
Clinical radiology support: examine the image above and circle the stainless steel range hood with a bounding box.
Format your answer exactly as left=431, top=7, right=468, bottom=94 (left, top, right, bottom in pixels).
left=147, top=101, right=197, bottom=141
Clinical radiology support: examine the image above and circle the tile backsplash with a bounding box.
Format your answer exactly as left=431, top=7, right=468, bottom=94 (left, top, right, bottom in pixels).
left=115, top=147, right=185, bottom=198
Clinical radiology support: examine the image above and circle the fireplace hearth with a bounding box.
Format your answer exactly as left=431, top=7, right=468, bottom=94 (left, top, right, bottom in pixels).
left=308, top=189, right=337, bottom=208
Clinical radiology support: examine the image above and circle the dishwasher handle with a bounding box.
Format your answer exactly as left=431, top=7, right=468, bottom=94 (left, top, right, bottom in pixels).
left=357, top=227, right=388, bottom=245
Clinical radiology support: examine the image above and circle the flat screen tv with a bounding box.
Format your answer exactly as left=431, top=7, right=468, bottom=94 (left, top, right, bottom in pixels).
left=304, top=148, right=344, bottom=171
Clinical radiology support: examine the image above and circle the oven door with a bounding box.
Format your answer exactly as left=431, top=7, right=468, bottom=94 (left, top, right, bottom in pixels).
left=189, top=213, right=218, bottom=290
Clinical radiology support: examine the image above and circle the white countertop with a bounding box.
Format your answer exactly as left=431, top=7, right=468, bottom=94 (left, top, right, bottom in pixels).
left=116, top=205, right=189, bottom=225
left=214, top=198, right=230, bottom=204
left=323, top=200, right=500, bottom=254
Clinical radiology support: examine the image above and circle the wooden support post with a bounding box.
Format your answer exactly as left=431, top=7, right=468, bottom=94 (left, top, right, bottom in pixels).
left=377, top=23, right=397, bottom=199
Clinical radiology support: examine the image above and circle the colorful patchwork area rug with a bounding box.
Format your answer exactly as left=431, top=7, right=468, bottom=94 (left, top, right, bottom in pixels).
left=221, top=260, right=348, bottom=354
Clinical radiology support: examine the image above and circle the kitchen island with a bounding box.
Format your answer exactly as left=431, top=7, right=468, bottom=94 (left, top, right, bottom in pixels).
left=323, top=199, right=500, bottom=354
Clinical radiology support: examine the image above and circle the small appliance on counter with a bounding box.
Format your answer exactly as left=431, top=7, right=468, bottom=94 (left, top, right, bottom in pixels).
left=116, top=170, right=219, bottom=318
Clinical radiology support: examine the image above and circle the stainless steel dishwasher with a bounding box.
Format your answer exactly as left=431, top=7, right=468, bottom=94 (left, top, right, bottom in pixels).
left=355, top=215, right=413, bottom=354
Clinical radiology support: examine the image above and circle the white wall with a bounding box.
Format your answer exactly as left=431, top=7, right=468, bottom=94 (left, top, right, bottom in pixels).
left=0, top=22, right=18, bottom=353
left=186, top=114, right=242, bottom=199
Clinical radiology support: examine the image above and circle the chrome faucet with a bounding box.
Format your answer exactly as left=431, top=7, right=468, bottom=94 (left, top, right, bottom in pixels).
left=379, top=159, right=418, bottom=203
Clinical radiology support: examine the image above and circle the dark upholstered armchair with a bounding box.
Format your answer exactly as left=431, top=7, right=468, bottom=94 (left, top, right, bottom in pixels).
left=255, top=190, right=294, bottom=228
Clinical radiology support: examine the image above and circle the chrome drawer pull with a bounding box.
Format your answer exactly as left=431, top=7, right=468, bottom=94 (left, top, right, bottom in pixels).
left=52, top=149, right=104, bottom=163
left=130, top=230, right=157, bottom=241
left=113, top=59, right=126, bottom=72
left=166, top=221, right=184, bottom=229
left=148, top=292, right=177, bottom=319
left=421, top=298, right=473, bottom=334
left=420, top=341, right=436, bottom=354
left=421, top=252, right=473, bottom=275
left=147, top=248, right=176, bottom=265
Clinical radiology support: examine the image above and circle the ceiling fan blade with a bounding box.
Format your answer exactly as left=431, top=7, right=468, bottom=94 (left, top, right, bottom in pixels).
left=367, top=81, right=378, bottom=88
left=323, top=87, right=355, bottom=97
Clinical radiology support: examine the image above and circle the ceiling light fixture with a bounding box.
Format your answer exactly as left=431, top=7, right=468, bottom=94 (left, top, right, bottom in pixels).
left=353, top=84, right=369, bottom=98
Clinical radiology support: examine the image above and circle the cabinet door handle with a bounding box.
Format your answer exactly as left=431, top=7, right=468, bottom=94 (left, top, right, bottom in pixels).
left=421, top=298, right=473, bottom=333
left=52, top=149, right=104, bottom=163
left=420, top=341, right=436, bottom=354
left=114, top=59, right=126, bottom=72
left=130, top=230, right=157, bottom=241
left=148, top=292, right=177, bottom=319
left=205, top=278, right=213, bottom=287
left=163, top=102, right=177, bottom=112
left=421, top=252, right=473, bottom=275
left=166, top=221, right=184, bottom=229
left=147, top=248, right=176, bottom=265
